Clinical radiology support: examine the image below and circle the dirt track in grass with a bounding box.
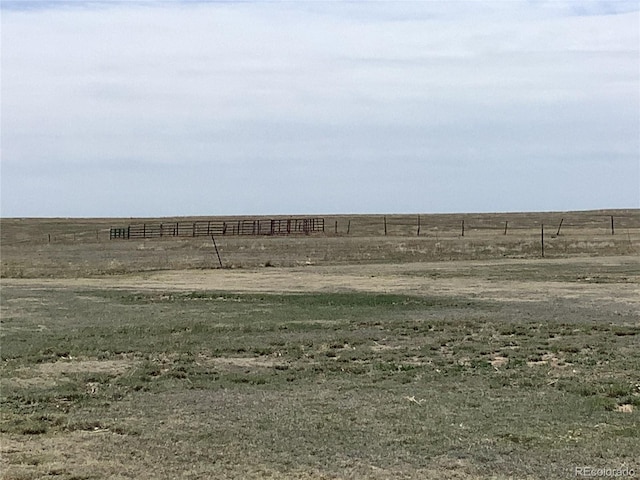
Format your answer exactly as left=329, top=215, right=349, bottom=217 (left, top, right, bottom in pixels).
left=3, top=256, right=639, bottom=307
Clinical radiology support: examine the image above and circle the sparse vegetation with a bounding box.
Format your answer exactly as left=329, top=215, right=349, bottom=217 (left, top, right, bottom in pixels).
left=1, top=210, right=638, bottom=277
left=1, top=213, right=638, bottom=479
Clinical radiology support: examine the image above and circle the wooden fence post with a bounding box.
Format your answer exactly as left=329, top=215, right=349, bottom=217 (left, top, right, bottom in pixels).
left=504, top=221, right=508, bottom=235
left=211, top=236, right=223, bottom=268
left=611, top=215, right=615, bottom=235
left=417, top=215, right=421, bottom=236
left=461, top=219, right=465, bottom=237
left=384, top=216, right=387, bottom=236
left=556, top=218, right=564, bottom=236
left=347, top=220, right=351, bottom=235
left=541, top=224, right=545, bottom=258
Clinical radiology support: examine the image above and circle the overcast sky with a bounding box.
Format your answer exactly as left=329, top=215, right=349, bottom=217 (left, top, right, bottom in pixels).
left=1, top=0, right=638, bottom=217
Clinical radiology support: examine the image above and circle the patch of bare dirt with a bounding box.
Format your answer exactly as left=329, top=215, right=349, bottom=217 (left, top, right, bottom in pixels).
left=526, top=353, right=571, bottom=368
left=4, top=257, right=638, bottom=311
left=6, top=358, right=138, bottom=389
left=370, top=341, right=403, bottom=352
left=490, top=355, right=509, bottom=368
left=615, top=404, right=634, bottom=413
left=27, top=358, right=136, bottom=376
left=196, top=354, right=286, bottom=370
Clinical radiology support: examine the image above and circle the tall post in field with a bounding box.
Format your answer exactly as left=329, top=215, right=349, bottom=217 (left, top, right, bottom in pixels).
left=556, top=218, right=564, bottom=236
left=611, top=215, right=615, bottom=235
left=541, top=224, right=545, bottom=258
left=211, top=236, right=223, bottom=268
left=504, top=221, right=508, bottom=235
left=461, top=219, right=465, bottom=237
left=384, top=216, right=387, bottom=236
left=347, top=220, right=351, bottom=235
left=417, top=215, right=421, bottom=236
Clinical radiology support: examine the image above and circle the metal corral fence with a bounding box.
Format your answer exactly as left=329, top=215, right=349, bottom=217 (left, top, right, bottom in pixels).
left=110, top=217, right=325, bottom=240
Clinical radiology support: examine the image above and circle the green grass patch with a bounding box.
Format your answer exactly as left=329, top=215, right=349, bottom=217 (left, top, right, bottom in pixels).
left=1, top=284, right=638, bottom=479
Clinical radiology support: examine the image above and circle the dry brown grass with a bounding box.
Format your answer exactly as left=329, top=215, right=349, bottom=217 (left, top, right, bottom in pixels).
left=1, top=211, right=639, bottom=479
left=1, top=210, right=639, bottom=277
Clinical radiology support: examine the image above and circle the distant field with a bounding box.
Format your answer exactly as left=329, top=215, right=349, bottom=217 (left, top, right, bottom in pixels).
left=1, top=211, right=639, bottom=479
left=1, top=210, right=639, bottom=277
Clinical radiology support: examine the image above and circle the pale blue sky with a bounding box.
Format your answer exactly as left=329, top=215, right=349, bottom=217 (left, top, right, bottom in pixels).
left=1, top=0, right=639, bottom=217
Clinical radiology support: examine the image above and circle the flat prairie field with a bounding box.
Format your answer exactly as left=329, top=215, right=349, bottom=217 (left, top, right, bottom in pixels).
left=1, top=212, right=639, bottom=480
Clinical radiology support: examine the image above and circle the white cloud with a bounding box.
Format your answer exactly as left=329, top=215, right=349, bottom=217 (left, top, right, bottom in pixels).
left=1, top=1, right=638, bottom=216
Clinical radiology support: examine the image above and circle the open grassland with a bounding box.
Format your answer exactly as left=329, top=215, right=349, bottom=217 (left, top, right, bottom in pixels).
left=1, top=212, right=639, bottom=479
left=1, top=210, right=639, bottom=277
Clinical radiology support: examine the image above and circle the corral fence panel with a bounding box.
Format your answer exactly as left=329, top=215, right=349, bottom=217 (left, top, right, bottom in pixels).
left=110, top=217, right=325, bottom=240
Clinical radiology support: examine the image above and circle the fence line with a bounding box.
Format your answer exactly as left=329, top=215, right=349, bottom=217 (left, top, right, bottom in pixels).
left=108, top=213, right=640, bottom=241
left=110, top=217, right=325, bottom=240
left=4, top=212, right=636, bottom=245
left=330, top=213, right=640, bottom=237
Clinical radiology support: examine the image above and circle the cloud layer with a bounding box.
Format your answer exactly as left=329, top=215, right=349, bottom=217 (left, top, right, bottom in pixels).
left=1, top=1, right=638, bottom=216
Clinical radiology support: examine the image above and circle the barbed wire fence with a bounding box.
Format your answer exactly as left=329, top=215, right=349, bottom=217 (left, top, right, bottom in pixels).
left=2, top=212, right=638, bottom=246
